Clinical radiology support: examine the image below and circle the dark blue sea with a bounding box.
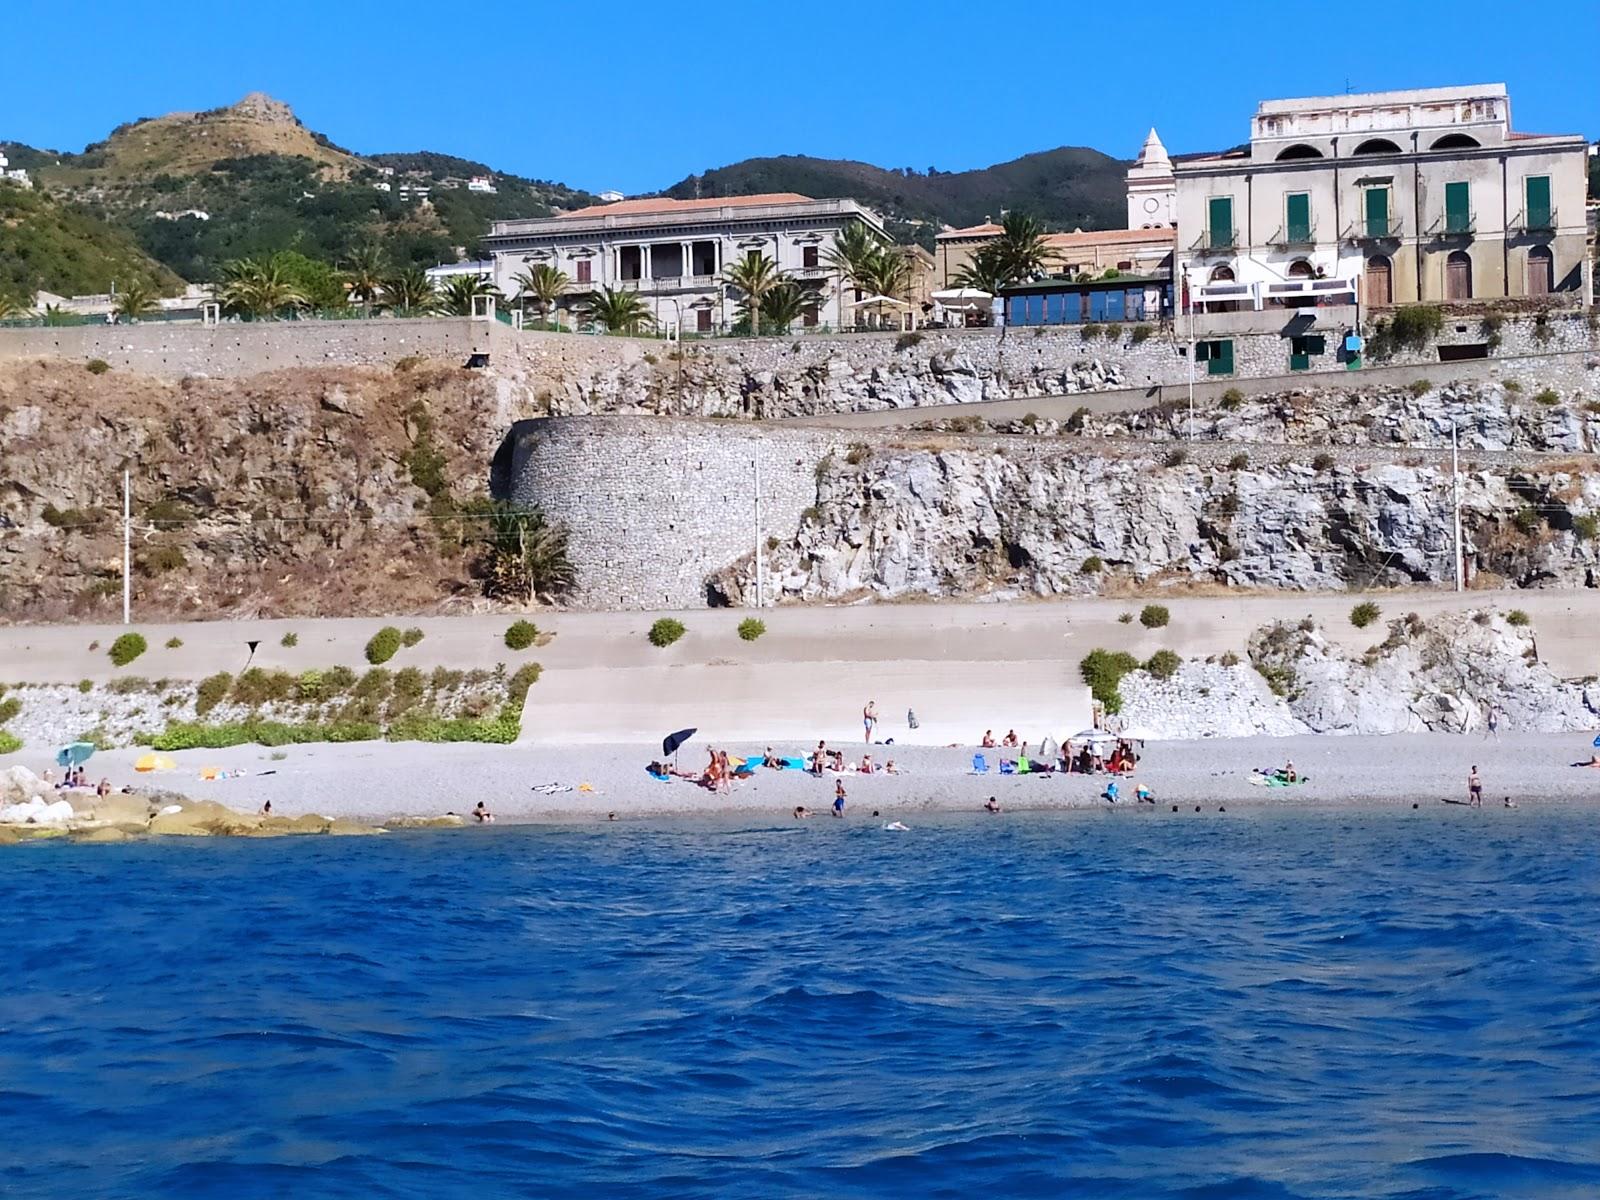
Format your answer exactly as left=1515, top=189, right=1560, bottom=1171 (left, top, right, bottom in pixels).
left=2, top=808, right=1598, bottom=1199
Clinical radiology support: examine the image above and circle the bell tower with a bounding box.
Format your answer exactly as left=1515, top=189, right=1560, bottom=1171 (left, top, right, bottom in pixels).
left=1126, top=129, right=1175, bottom=229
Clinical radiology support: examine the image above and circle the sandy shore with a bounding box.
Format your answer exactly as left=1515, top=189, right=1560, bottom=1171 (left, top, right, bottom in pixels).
left=11, top=731, right=1596, bottom=824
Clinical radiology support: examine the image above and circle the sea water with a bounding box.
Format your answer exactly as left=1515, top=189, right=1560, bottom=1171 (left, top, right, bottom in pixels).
left=1, top=808, right=1597, bottom=1199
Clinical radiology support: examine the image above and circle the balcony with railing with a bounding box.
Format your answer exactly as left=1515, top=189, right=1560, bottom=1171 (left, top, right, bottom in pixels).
left=1342, top=216, right=1403, bottom=242
left=1429, top=210, right=1476, bottom=237
left=1513, top=207, right=1557, bottom=235
left=1190, top=227, right=1238, bottom=253
left=1268, top=221, right=1318, bottom=248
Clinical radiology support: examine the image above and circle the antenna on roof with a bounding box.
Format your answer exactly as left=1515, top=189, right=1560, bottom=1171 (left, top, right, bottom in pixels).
left=1344, top=77, right=1354, bottom=95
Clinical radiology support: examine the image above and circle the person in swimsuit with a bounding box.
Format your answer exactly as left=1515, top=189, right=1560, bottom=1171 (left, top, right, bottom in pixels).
left=474, top=801, right=494, bottom=823
left=984, top=796, right=1001, bottom=813
left=1468, top=765, right=1482, bottom=807
left=833, top=780, right=846, bottom=817
left=863, top=700, right=878, bottom=743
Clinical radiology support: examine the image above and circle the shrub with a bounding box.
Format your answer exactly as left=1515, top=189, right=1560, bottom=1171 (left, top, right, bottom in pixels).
left=295, top=669, right=324, bottom=701
left=231, top=667, right=294, bottom=707
left=108, top=632, right=147, bottom=667
left=323, top=665, right=357, bottom=692
left=505, top=619, right=539, bottom=650
left=648, top=617, right=686, bottom=648
left=401, top=627, right=425, bottom=647
left=41, top=504, right=99, bottom=529
left=1220, top=387, right=1244, bottom=411
left=1512, top=506, right=1541, bottom=535
left=1502, top=379, right=1522, bottom=394
left=137, top=545, right=187, bottom=575
left=844, top=442, right=871, bottom=466
left=365, top=626, right=402, bottom=664
left=894, top=331, right=923, bottom=352
left=1409, top=379, right=1432, bottom=397
left=165, top=637, right=183, bottom=649
left=1388, top=304, right=1444, bottom=351
left=1505, top=609, right=1530, bottom=627
left=281, top=631, right=298, bottom=648
left=506, top=663, right=542, bottom=706
left=1130, top=324, right=1152, bottom=345
left=85, top=359, right=110, bottom=375
left=78, top=679, right=93, bottom=694
left=1533, top=388, right=1560, bottom=407
left=1139, top=604, right=1170, bottom=629
left=392, top=667, right=425, bottom=701
left=1574, top=514, right=1599, bottom=541
left=737, top=617, right=767, bottom=642
left=1080, top=556, right=1103, bottom=574
left=0, top=696, right=21, bottom=725
left=1065, top=405, right=1091, bottom=433
left=1227, top=452, right=1250, bottom=471
left=1118, top=612, right=1133, bottom=624
left=353, top=668, right=392, bottom=699
left=147, top=720, right=383, bottom=751
left=0, top=731, right=20, bottom=754
left=195, top=672, right=232, bottom=716
left=1080, top=648, right=1140, bottom=714
left=1312, top=452, right=1336, bottom=472
left=1144, top=649, right=1182, bottom=680
left=1219, top=650, right=1241, bottom=668
left=1163, top=449, right=1188, bottom=468
left=1350, top=601, right=1382, bottom=629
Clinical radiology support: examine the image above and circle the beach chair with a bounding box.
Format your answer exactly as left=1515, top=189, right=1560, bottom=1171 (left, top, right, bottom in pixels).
left=970, top=753, right=988, bottom=774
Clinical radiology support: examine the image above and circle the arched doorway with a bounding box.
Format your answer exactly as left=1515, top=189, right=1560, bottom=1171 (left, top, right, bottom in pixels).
left=1445, top=251, right=1472, bottom=300
left=1206, top=264, right=1238, bottom=312
left=1208, top=265, right=1235, bottom=282
left=1286, top=259, right=1314, bottom=277
left=1527, top=245, right=1553, bottom=297
left=1365, top=255, right=1393, bottom=306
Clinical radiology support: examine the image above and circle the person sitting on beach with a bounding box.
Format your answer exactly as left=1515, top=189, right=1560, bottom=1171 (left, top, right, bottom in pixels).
left=1283, top=760, right=1298, bottom=783
left=1103, top=780, right=1119, bottom=803
left=259, top=799, right=272, bottom=816
left=1136, top=784, right=1154, bottom=804
left=474, top=801, right=494, bottom=824
left=1002, top=730, right=1019, bottom=748
left=96, top=777, right=111, bottom=799
left=884, top=759, right=899, bottom=775
left=984, top=796, right=1001, bottom=813
left=763, top=747, right=782, bottom=769
left=860, top=754, right=874, bottom=775
left=981, top=730, right=997, bottom=748
left=827, top=749, right=845, bottom=772
left=833, top=780, right=847, bottom=818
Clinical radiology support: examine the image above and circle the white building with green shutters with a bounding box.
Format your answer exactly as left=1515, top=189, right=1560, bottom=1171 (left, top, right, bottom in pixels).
left=1174, top=84, right=1589, bottom=317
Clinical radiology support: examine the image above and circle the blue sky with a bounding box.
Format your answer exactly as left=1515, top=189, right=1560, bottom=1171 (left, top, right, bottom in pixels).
left=5, top=0, right=1595, bottom=193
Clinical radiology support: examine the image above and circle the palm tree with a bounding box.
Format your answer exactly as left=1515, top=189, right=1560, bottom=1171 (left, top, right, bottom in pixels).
left=859, top=246, right=912, bottom=303
left=382, top=267, right=438, bottom=316
left=722, top=252, right=785, bottom=336
left=953, top=243, right=1011, bottom=296
left=992, top=210, right=1053, bottom=284
left=511, top=263, right=570, bottom=327
left=42, top=303, right=77, bottom=326
left=584, top=287, right=651, bottom=334
left=438, top=273, right=503, bottom=316
left=216, top=258, right=307, bottom=320
left=0, top=292, right=27, bottom=321
left=823, top=220, right=883, bottom=294
left=760, top=281, right=811, bottom=334
left=481, top=503, right=576, bottom=604
left=343, top=245, right=386, bottom=316
left=112, top=280, right=159, bottom=323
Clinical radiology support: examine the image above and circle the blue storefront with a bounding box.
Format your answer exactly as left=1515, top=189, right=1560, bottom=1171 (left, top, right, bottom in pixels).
left=1002, top=275, right=1173, bottom=327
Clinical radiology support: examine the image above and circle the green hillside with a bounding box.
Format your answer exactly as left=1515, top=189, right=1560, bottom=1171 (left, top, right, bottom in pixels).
left=0, top=183, right=184, bottom=301
left=663, top=148, right=1129, bottom=246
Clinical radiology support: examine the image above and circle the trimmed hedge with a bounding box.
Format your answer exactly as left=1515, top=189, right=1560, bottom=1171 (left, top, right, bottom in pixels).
left=648, top=618, right=686, bottom=648
left=737, top=618, right=766, bottom=642
left=505, top=619, right=539, bottom=650
left=1139, top=604, right=1170, bottom=629
left=365, top=626, right=402, bottom=664
left=109, top=632, right=148, bottom=667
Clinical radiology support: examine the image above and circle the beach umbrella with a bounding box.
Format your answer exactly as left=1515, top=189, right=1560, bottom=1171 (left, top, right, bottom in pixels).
left=56, top=741, right=95, bottom=768
left=662, top=728, right=696, bottom=757
left=1120, top=725, right=1162, bottom=742
left=1593, top=734, right=1600, bottom=748
left=134, top=753, right=177, bottom=773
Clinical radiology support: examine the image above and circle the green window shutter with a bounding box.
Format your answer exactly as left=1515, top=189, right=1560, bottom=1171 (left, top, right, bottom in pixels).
left=1286, top=193, right=1311, bottom=242
left=1305, top=335, right=1326, bottom=355
left=1289, top=351, right=1310, bottom=371
left=1525, top=176, right=1551, bottom=229
left=1445, top=181, right=1470, bottom=233
left=1364, top=188, right=1389, bottom=237
left=1207, top=197, right=1233, bottom=248
left=1207, top=340, right=1235, bottom=376
left=1194, top=341, right=1211, bottom=362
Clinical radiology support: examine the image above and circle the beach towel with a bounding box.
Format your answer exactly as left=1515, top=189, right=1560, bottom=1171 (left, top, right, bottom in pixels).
left=782, top=756, right=806, bottom=770
left=971, top=753, right=988, bottom=774
left=1017, top=756, right=1031, bottom=775
left=646, top=769, right=671, bottom=781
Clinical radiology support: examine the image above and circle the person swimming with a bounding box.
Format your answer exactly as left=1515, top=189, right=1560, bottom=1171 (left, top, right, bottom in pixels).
left=474, top=801, right=494, bottom=824
left=883, top=820, right=909, bottom=831
left=984, top=796, right=1001, bottom=813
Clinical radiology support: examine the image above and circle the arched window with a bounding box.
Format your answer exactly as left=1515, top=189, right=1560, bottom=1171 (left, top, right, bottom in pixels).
left=1353, top=138, right=1402, bottom=156
left=1431, top=133, right=1480, bottom=150
left=1286, top=259, right=1314, bottom=278
left=1527, top=245, right=1553, bottom=296
left=1208, top=265, right=1235, bottom=283
left=1365, top=255, right=1393, bottom=306
left=1446, top=250, right=1473, bottom=300
left=1275, top=143, right=1325, bottom=161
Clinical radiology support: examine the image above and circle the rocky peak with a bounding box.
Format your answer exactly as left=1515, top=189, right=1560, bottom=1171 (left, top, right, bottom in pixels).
left=227, top=92, right=300, bottom=127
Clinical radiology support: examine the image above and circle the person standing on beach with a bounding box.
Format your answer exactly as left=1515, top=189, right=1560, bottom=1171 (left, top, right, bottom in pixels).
left=1485, top=704, right=1501, bottom=739
left=1468, top=766, right=1483, bottom=808
left=863, top=700, right=878, bottom=743
left=833, top=779, right=847, bottom=817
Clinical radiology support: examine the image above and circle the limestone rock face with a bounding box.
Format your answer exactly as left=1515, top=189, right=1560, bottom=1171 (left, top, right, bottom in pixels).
left=1121, top=662, right=1307, bottom=738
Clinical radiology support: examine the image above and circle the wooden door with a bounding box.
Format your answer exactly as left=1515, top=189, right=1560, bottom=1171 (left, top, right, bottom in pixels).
left=1527, top=247, right=1553, bottom=296
left=1365, top=256, right=1392, bottom=306
left=1445, top=252, right=1472, bottom=300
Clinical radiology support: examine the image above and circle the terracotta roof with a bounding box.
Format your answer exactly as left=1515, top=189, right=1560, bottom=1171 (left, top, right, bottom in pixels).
left=936, top=223, right=1003, bottom=240
left=1044, top=228, right=1174, bottom=250
left=559, top=193, right=813, bottom=219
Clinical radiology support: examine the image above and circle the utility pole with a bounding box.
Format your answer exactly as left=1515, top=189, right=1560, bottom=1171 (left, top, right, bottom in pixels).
left=122, top=469, right=131, bottom=624
left=754, top=456, right=764, bottom=608
left=1451, top=421, right=1464, bottom=592
left=1185, top=273, right=1196, bottom=442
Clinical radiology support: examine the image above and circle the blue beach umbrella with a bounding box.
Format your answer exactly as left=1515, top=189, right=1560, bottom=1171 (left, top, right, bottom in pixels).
left=56, top=742, right=95, bottom=768
left=1593, top=735, right=1600, bottom=748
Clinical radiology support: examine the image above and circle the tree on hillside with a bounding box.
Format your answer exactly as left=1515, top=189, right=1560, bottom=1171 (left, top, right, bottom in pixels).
left=382, top=266, right=438, bottom=316
left=343, top=244, right=387, bottom=317
left=216, top=257, right=307, bottom=320
left=584, top=287, right=651, bottom=334
left=512, top=263, right=570, bottom=325
left=438, top=273, right=503, bottom=316
left=479, top=502, right=576, bottom=605
left=722, top=252, right=785, bottom=336
left=759, top=280, right=811, bottom=335
left=112, top=280, right=159, bottom=322
left=269, top=251, right=350, bottom=311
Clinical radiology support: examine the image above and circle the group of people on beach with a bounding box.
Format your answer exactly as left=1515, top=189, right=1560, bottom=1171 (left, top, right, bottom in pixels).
left=977, top=730, right=1143, bottom=777
left=43, top=767, right=115, bottom=798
